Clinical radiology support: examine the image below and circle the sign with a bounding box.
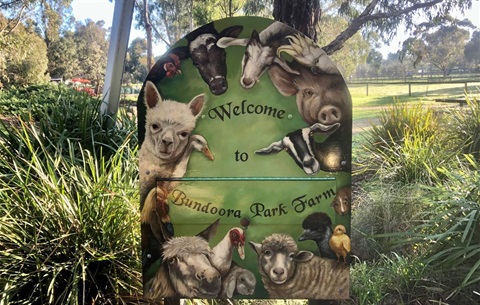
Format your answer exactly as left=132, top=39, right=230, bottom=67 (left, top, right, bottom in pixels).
left=137, top=16, right=352, bottom=300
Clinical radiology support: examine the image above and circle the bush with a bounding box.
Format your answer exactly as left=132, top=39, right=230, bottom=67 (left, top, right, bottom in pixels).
left=359, top=103, right=452, bottom=185
left=0, top=88, right=142, bottom=303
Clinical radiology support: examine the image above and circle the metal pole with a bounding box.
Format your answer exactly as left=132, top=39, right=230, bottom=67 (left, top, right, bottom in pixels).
left=101, top=0, right=135, bottom=123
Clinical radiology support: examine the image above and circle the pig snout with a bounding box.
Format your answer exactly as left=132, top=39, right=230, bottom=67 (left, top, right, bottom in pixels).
left=317, top=105, right=342, bottom=125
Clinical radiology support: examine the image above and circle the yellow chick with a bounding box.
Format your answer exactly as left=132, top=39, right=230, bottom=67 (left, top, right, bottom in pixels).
left=329, top=225, right=351, bottom=263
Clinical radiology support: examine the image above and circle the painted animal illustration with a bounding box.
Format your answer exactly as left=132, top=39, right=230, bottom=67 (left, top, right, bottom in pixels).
left=277, top=33, right=341, bottom=75
left=210, top=227, right=246, bottom=277
left=182, top=22, right=243, bottom=95
left=249, top=233, right=349, bottom=299
left=255, top=122, right=340, bottom=175
left=268, top=61, right=352, bottom=172
left=144, top=236, right=221, bottom=299
left=144, top=220, right=221, bottom=299
left=331, top=186, right=352, bottom=216
left=139, top=80, right=206, bottom=203
left=139, top=80, right=206, bottom=276
left=218, top=262, right=256, bottom=298
left=217, top=21, right=297, bottom=89
left=329, top=225, right=351, bottom=263
left=298, top=212, right=337, bottom=259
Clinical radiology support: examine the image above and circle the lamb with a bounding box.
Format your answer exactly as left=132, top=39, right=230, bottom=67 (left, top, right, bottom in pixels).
left=217, top=21, right=297, bottom=89
left=218, top=263, right=256, bottom=298
left=144, top=236, right=221, bottom=299
left=249, top=233, right=349, bottom=300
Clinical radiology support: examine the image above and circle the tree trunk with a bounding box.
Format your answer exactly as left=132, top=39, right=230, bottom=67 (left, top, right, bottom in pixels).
left=143, top=0, right=154, bottom=70
left=273, top=0, right=320, bottom=42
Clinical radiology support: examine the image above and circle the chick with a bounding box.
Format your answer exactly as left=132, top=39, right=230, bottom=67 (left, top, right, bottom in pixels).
left=329, top=225, right=351, bottom=263
left=298, top=212, right=337, bottom=259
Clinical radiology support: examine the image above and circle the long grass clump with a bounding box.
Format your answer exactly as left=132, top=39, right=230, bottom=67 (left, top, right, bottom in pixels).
left=0, top=88, right=142, bottom=304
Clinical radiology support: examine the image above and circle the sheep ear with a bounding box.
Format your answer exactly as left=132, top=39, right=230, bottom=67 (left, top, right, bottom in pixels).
left=255, top=140, right=284, bottom=155
left=310, top=122, right=341, bottom=134
left=248, top=241, right=262, bottom=255
left=295, top=250, right=314, bottom=262
left=144, top=81, right=163, bottom=109
left=267, top=64, right=298, bottom=96
left=217, top=37, right=249, bottom=48
left=188, top=94, right=205, bottom=118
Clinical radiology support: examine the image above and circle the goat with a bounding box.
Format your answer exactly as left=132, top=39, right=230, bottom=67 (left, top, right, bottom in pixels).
left=217, top=21, right=297, bottom=89
left=268, top=60, right=352, bottom=172
left=255, top=122, right=340, bottom=175
left=249, top=233, right=349, bottom=300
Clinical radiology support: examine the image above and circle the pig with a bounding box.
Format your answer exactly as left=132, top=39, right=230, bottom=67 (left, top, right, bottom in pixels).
left=267, top=61, right=352, bottom=172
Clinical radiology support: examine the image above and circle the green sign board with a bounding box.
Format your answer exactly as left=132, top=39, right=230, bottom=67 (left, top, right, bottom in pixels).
left=138, top=16, right=352, bottom=300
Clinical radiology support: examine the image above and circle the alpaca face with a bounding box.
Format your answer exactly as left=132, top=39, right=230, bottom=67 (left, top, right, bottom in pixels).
left=143, top=81, right=205, bottom=162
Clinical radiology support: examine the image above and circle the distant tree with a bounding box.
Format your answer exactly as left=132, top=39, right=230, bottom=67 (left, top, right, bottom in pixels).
left=124, top=37, right=149, bottom=84
left=317, top=15, right=370, bottom=78
left=401, top=24, right=470, bottom=76
left=74, top=20, right=109, bottom=92
left=47, top=31, right=78, bottom=79
left=464, top=30, right=480, bottom=70
left=367, top=49, right=383, bottom=76
left=0, top=12, right=49, bottom=86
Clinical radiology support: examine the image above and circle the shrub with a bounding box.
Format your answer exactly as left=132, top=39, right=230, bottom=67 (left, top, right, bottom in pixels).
left=413, top=155, right=480, bottom=297
left=359, top=103, right=451, bottom=185
left=444, top=97, right=480, bottom=159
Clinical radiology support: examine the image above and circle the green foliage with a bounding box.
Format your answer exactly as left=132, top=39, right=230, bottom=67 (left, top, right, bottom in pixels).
left=0, top=84, right=137, bottom=161
left=0, top=13, right=50, bottom=87
left=359, top=102, right=451, bottom=185
left=444, top=97, right=480, bottom=159
left=415, top=155, right=480, bottom=294
left=0, top=113, right=140, bottom=303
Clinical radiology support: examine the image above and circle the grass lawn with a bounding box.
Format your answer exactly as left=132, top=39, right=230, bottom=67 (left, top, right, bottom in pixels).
left=349, top=81, right=480, bottom=121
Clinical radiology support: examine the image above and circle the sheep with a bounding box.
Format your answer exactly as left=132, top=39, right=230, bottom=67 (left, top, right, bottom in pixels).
left=145, top=235, right=222, bottom=299
left=249, top=233, right=349, bottom=300
left=218, top=263, right=256, bottom=298
left=217, top=21, right=298, bottom=89
left=255, top=122, right=340, bottom=175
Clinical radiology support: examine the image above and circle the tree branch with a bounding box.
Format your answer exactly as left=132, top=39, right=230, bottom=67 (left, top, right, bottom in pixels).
left=322, top=0, right=443, bottom=55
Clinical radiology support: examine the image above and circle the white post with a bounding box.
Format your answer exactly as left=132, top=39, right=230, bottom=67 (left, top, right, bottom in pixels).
left=101, top=0, right=135, bottom=119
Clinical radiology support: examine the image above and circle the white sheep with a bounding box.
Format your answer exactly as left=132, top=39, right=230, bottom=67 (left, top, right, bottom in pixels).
left=249, top=233, right=349, bottom=300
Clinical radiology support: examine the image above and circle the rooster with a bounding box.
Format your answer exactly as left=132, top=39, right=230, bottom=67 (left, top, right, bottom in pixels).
left=210, top=227, right=246, bottom=277
left=298, top=212, right=337, bottom=259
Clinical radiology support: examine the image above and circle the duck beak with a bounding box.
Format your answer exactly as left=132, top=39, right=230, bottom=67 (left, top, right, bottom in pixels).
left=202, top=146, right=214, bottom=161
left=237, top=244, right=245, bottom=260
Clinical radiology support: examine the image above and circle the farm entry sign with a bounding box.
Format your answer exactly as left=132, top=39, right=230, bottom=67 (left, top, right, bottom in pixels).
left=137, top=16, right=352, bottom=300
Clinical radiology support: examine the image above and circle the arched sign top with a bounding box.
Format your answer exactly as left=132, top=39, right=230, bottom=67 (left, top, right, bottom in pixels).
left=138, top=16, right=352, bottom=300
